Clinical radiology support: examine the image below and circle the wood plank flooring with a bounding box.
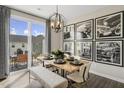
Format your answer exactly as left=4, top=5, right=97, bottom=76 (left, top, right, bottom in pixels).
left=71, top=73, right=124, bottom=88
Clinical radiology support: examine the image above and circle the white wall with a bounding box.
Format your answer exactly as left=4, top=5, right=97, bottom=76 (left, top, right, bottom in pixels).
left=51, top=31, right=63, bottom=51
left=65, top=5, right=124, bottom=83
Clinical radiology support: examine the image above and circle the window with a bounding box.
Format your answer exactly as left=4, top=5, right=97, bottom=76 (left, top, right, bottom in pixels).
left=31, top=23, right=46, bottom=66
left=10, top=18, right=28, bottom=72
left=9, top=16, right=46, bottom=72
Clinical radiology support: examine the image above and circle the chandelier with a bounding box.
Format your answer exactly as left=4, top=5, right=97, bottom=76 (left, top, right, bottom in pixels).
left=50, top=5, right=64, bottom=33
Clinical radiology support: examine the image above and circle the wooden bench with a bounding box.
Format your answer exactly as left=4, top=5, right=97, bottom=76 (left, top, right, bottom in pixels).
left=29, top=66, right=68, bottom=88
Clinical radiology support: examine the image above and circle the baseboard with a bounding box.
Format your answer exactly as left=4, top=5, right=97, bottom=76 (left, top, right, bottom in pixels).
left=90, top=70, right=124, bottom=83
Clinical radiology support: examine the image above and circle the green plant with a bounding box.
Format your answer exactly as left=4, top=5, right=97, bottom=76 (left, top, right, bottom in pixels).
left=51, top=49, right=64, bottom=59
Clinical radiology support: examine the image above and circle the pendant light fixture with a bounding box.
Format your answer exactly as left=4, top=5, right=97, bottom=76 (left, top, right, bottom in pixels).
left=50, top=5, right=64, bottom=33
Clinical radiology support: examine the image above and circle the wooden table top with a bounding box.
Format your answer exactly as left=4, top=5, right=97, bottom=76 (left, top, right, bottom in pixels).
left=50, top=60, right=82, bottom=73
left=37, top=56, right=89, bottom=73
left=37, top=56, right=45, bottom=60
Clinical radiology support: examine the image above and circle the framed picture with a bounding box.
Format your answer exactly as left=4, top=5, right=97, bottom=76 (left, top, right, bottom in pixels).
left=76, top=42, right=92, bottom=60
left=96, top=12, right=123, bottom=39
left=76, top=19, right=93, bottom=40
left=64, top=42, right=74, bottom=55
left=64, top=25, right=74, bottom=40
left=96, top=41, right=122, bottom=66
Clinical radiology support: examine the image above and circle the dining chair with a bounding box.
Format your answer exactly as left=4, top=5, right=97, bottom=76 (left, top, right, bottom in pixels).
left=16, top=54, right=28, bottom=68
left=67, top=62, right=92, bottom=87
left=73, top=56, right=80, bottom=59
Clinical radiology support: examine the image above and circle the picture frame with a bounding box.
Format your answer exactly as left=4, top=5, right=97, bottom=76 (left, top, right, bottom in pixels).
left=64, top=42, right=74, bottom=55
left=76, top=19, right=93, bottom=40
left=63, top=24, right=74, bottom=40
left=95, top=41, right=122, bottom=66
left=95, top=12, right=123, bottom=39
left=76, top=41, right=92, bottom=60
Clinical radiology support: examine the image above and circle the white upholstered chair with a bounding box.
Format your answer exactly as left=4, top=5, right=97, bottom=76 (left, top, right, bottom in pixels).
left=67, top=62, right=92, bottom=84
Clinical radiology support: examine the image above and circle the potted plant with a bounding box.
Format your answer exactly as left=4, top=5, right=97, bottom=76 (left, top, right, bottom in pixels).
left=51, top=49, right=64, bottom=63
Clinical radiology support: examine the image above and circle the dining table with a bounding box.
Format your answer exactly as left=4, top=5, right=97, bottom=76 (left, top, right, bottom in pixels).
left=37, top=56, right=87, bottom=77
left=50, top=60, right=84, bottom=77
left=36, top=56, right=54, bottom=67
left=37, top=56, right=46, bottom=67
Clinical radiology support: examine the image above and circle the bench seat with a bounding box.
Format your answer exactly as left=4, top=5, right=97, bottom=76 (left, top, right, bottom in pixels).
left=29, top=66, right=68, bottom=88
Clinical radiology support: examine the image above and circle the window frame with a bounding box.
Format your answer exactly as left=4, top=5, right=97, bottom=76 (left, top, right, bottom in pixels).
left=10, top=14, right=46, bottom=70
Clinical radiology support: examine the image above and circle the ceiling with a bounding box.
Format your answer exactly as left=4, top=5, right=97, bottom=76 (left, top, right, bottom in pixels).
left=8, top=5, right=108, bottom=21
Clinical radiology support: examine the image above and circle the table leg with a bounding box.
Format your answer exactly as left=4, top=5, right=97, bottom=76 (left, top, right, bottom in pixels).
left=42, top=61, right=45, bottom=67
left=61, top=69, right=65, bottom=77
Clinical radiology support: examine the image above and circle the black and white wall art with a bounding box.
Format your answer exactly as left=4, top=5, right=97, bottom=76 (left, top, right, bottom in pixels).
left=76, top=20, right=93, bottom=40
left=63, top=11, right=124, bottom=67
left=96, top=41, right=122, bottom=66
left=64, top=42, right=74, bottom=55
left=64, top=25, right=74, bottom=40
left=76, top=42, right=92, bottom=60
left=96, top=12, right=123, bottom=39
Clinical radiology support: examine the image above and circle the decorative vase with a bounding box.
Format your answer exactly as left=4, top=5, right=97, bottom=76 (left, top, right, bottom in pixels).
left=54, top=57, right=63, bottom=63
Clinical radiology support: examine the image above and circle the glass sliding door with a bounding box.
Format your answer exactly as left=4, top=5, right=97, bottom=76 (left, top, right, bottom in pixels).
left=31, top=22, right=46, bottom=66
left=9, top=18, right=29, bottom=72
left=9, top=15, right=46, bottom=72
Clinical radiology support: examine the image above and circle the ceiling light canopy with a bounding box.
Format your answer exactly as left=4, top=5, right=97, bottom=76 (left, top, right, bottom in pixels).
left=50, top=5, right=64, bottom=33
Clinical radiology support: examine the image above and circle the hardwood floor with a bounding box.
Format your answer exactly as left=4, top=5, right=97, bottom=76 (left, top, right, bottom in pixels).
left=71, top=73, right=124, bottom=88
